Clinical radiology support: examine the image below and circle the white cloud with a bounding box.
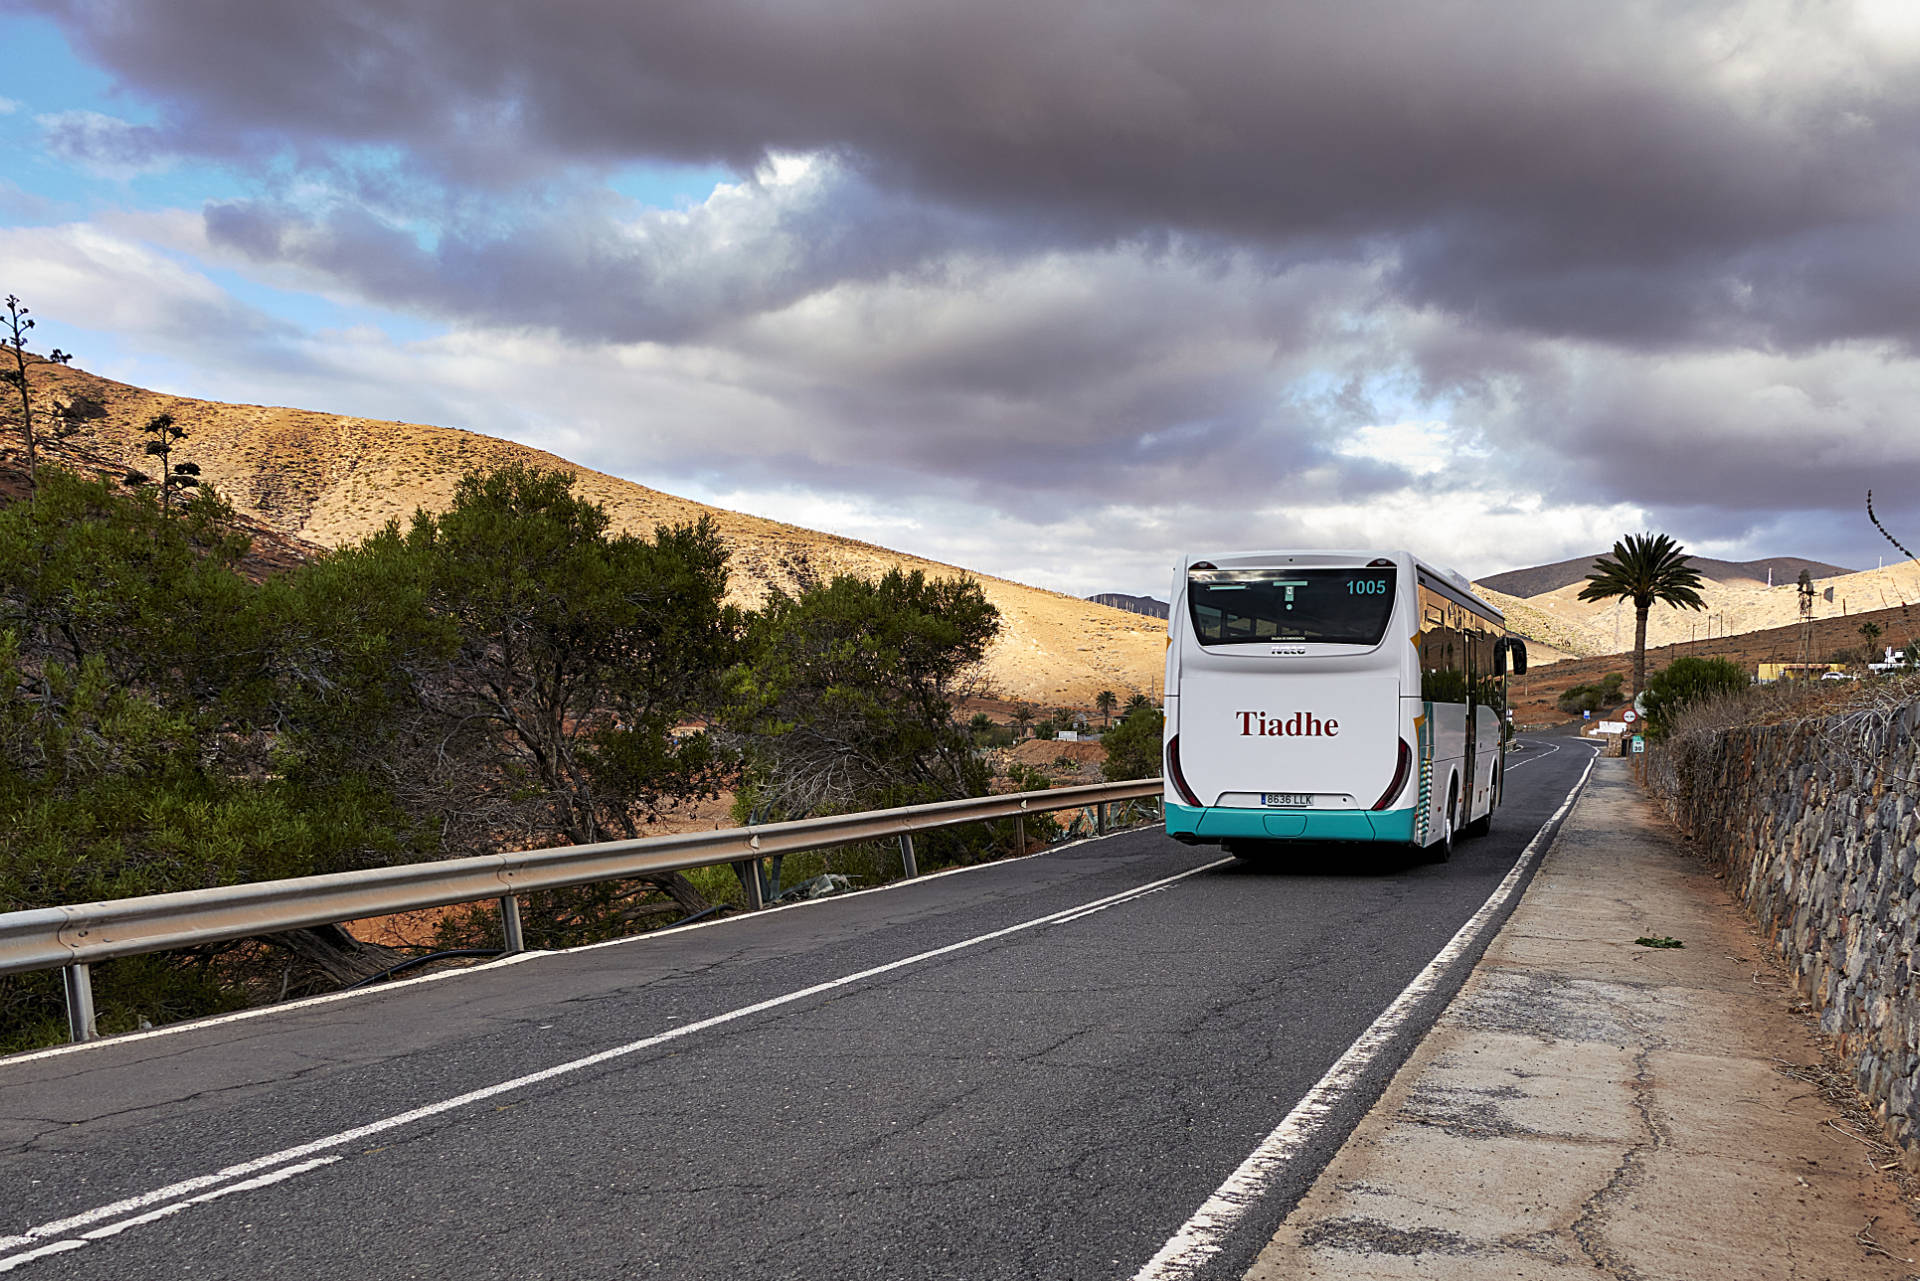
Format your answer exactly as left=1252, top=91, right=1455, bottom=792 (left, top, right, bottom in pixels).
left=0, top=223, right=285, bottom=344
left=1336, top=420, right=1461, bottom=477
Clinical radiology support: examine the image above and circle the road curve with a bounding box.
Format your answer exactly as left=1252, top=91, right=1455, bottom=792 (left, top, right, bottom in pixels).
left=0, top=735, right=1596, bottom=1280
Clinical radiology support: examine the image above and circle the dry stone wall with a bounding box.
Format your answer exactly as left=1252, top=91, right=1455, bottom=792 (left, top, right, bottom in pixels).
left=1642, top=699, right=1920, bottom=1164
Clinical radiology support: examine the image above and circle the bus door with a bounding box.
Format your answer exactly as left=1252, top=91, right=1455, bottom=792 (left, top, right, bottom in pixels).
left=1462, top=616, right=1478, bottom=822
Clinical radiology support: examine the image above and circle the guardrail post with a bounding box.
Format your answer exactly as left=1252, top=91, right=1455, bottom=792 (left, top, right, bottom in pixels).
left=738, top=860, right=765, bottom=911
left=1097, top=802, right=1108, bottom=836
left=1015, top=815, right=1026, bottom=853
left=63, top=963, right=97, bottom=1043
left=499, top=895, right=525, bottom=953
left=898, top=833, right=918, bottom=878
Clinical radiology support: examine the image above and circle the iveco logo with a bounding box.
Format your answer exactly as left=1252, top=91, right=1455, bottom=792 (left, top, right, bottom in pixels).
left=1270, top=646, right=1306, bottom=655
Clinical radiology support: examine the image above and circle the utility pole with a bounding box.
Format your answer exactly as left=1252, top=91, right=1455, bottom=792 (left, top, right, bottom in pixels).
left=1797, top=572, right=1815, bottom=669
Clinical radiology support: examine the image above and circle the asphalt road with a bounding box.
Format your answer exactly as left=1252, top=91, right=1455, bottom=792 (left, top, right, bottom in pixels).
left=0, top=735, right=1596, bottom=1281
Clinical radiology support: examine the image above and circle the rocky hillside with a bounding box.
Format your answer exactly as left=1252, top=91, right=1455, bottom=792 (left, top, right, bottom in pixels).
left=0, top=432, right=325, bottom=581
left=13, top=356, right=1164, bottom=705
left=1086, top=593, right=1169, bottom=619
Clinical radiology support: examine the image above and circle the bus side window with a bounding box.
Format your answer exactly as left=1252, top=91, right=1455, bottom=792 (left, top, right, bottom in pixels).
left=1473, top=629, right=1504, bottom=713
left=1419, top=602, right=1466, bottom=703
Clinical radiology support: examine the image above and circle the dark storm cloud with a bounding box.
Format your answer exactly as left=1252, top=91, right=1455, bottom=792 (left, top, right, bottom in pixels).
left=30, top=0, right=1920, bottom=350
left=19, top=0, right=1920, bottom=576
left=1416, top=327, right=1920, bottom=559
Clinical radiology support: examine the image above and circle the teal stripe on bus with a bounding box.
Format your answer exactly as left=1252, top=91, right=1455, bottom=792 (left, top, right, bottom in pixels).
left=1165, top=803, right=1417, bottom=844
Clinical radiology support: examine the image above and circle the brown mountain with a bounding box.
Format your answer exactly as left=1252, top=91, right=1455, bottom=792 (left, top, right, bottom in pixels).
left=1086, top=593, right=1169, bottom=619
left=1475, top=559, right=1920, bottom=663
left=1477, top=552, right=1854, bottom=599
left=14, top=356, right=1164, bottom=705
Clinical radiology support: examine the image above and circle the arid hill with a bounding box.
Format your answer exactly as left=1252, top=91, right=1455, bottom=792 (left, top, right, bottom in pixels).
left=1471, top=547, right=1920, bottom=667
left=16, top=357, right=1164, bottom=705
left=1504, top=598, right=1919, bottom=727
left=1477, top=553, right=1854, bottom=599
left=0, top=432, right=325, bottom=581
left=1086, top=593, right=1169, bottom=619
left=1488, top=561, right=1920, bottom=659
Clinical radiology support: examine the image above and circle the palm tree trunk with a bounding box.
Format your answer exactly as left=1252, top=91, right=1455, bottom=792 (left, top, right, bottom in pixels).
left=1632, top=605, right=1650, bottom=697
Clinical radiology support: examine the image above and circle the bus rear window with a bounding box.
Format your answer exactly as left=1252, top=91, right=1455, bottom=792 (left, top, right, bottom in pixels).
left=1187, top=567, right=1398, bottom=646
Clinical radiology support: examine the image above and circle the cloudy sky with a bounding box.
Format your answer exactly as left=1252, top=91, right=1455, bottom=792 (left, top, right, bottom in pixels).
left=3, top=0, right=1919, bottom=597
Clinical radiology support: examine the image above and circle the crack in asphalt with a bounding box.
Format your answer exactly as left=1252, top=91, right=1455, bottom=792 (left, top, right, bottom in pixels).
left=1567, top=1015, right=1668, bottom=1281
left=0, top=1052, right=357, bottom=1159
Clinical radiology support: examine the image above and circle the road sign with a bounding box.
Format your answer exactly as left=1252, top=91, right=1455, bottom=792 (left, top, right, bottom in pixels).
left=1622, top=709, right=1638, bottom=724
left=1631, top=735, right=1645, bottom=754
left=1582, top=710, right=1591, bottom=720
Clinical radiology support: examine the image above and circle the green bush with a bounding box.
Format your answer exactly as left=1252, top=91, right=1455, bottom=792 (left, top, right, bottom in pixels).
left=0, top=462, right=746, bottom=1044
left=730, top=567, right=1001, bottom=873
left=1556, top=672, right=1625, bottom=716
left=1102, top=705, right=1165, bottom=781
left=0, top=471, right=425, bottom=1045
left=1640, top=656, right=1749, bottom=736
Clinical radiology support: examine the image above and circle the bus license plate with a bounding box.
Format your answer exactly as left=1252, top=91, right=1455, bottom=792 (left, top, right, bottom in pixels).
left=1262, top=792, right=1311, bottom=808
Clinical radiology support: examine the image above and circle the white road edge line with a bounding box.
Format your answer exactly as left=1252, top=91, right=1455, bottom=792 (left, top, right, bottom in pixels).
left=1130, top=746, right=1601, bottom=1281
left=0, top=855, right=1232, bottom=1266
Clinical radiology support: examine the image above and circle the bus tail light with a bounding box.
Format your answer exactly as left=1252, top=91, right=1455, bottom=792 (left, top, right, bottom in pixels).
left=1372, top=738, right=1413, bottom=811
left=1166, top=734, right=1202, bottom=808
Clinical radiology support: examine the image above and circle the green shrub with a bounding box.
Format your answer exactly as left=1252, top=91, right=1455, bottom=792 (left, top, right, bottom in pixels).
left=730, top=567, right=1000, bottom=874
left=1101, top=705, right=1165, bottom=781
left=1556, top=672, right=1625, bottom=715
left=1641, top=656, right=1749, bottom=736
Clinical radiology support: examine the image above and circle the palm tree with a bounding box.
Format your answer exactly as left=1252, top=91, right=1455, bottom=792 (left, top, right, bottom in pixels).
left=1125, top=691, right=1152, bottom=714
left=1095, top=689, right=1117, bottom=727
left=1578, top=533, right=1708, bottom=697
left=1011, top=703, right=1035, bottom=739
left=1859, top=621, right=1883, bottom=665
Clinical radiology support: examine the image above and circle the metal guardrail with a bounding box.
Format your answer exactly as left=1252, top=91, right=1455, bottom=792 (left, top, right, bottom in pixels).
left=2, top=778, right=1165, bottom=1044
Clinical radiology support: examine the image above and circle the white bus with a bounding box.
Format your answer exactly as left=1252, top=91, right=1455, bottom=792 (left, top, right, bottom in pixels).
left=1161, top=549, right=1526, bottom=859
